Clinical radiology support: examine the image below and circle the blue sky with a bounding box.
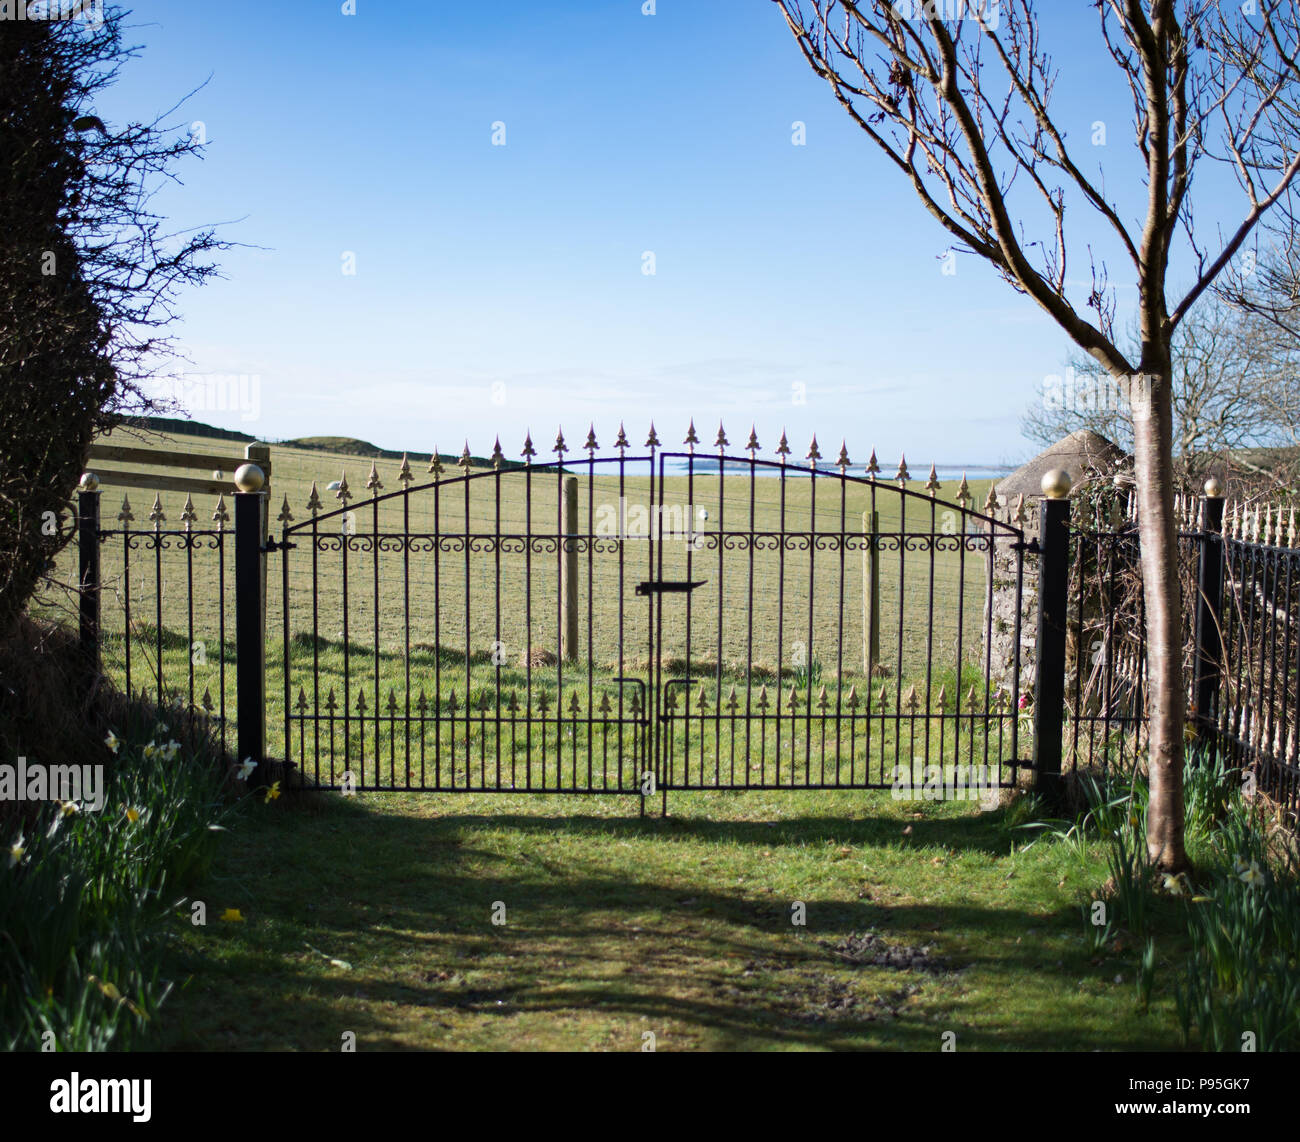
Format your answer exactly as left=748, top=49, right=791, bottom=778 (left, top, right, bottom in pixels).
left=90, top=1, right=1257, bottom=469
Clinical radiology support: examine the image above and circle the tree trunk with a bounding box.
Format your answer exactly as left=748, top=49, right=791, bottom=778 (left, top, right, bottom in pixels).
left=1129, top=363, right=1189, bottom=873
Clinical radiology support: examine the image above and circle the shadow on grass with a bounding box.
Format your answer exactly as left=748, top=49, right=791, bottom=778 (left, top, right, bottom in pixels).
left=155, top=793, right=1178, bottom=1052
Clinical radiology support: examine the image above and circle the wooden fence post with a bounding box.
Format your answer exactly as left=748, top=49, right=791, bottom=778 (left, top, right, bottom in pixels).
left=562, top=475, right=579, bottom=661
left=862, top=510, right=879, bottom=676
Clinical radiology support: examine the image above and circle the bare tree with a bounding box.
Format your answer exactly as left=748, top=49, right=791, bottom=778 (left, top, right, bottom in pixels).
left=1022, top=297, right=1300, bottom=481
left=0, top=8, right=224, bottom=639
left=773, top=0, right=1300, bottom=871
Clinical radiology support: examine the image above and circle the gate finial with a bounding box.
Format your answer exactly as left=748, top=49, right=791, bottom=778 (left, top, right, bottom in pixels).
left=684, top=419, right=699, bottom=451
left=491, top=437, right=504, bottom=470
left=211, top=495, right=228, bottom=527
left=615, top=422, right=629, bottom=455
left=554, top=429, right=568, bottom=457
left=277, top=495, right=293, bottom=525
left=336, top=471, right=352, bottom=505
left=181, top=494, right=198, bottom=527
left=306, top=482, right=322, bottom=516
left=895, top=454, right=910, bottom=484
left=584, top=424, right=598, bottom=454
left=715, top=422, right=728, bottom=452
left=646, top=422, right=660, bottom=448
left=806, top=435, right=821, bottom=467
left=397, top=453, right=413, bottom=485
left=149, top=494, right=165, bottom=528
left=746, top=426, right=760, bottom=455
left=836, top=442, right=850, bottom=473
left=984, top=484, right=999, bottom=514
left=459, top=442, right=473, bottom=471
left=925, top=464, right=941, bottom=495
left=429, top=450, right=445, bottom=476
left=776, top=430, right=791, bottom=463
left=366, top=460, right=383, bottom=494
left=521, top=432, right=535, bottom=463
left=957, top=472, right=971, bottom=507
left=866, top=449, right=880, bottom=479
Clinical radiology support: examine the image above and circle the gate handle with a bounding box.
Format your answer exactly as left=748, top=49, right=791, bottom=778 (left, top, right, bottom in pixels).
left=635, top=580, right=707, bottom=596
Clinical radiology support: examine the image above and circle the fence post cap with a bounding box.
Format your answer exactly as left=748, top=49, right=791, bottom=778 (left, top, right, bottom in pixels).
left=1203, top=475, right=1224, bottom=498
left=78, top=471, right=100, bottom=492
left=1041, top=468, right=1072, bottom=499
left=234, top=463, right=265, bottom=493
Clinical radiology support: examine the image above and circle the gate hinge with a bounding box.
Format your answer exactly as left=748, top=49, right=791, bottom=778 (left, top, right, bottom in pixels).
left=264, top=537, right=297, bottom=552
left=1011, top=538, right=1040, bottom=554
left=635, top=579, right=707, bottom=596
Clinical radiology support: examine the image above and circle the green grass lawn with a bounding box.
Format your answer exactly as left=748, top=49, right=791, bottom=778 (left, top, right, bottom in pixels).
left=152, top=786, right=1191, bottom=1051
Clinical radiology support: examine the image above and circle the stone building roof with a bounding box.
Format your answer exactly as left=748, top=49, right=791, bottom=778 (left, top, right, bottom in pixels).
left=996, top=429, right=1129, bottom=502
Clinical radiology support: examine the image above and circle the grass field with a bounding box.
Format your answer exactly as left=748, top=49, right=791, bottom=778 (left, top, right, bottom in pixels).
left=39, top=427, right=1023, bottom=788
left=150, top=784, right=1199, bottom=1051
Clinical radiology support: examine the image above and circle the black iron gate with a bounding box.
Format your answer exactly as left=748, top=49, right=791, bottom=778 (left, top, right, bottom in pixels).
left=269, top=426, right=1030, bottom=798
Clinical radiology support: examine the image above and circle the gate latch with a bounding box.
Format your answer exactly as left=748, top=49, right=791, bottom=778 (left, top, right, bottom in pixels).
left=635, top=580, right=707, bottom=596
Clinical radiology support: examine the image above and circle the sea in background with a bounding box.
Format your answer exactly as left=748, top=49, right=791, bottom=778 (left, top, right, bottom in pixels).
left=662, top=459, right=1013, bottom=481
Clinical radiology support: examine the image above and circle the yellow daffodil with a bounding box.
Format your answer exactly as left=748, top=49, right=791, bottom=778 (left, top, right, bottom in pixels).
left=104, top=730, right=120, bottom=754
left=8, top=837, right=25, bottom=867
left=264, top=780, right=281, bottom=803
left=124, top=807, right=141, bottom=824
left=220, top=908, right=244, bottom=922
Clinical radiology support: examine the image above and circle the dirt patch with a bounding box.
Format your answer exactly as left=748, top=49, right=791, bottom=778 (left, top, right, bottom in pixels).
left=821, top=930, right=946, bottom=972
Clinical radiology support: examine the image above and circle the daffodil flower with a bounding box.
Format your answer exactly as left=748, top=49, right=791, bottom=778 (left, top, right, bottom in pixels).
left=162, top=740, right=181, bottom=761
left=8, top=836, right=25, bottom=867
left=142, top=742, right=158, bottom=761
left=1239, top=860, right=1265, bottom=888
left=1161, top=873, right=1187, bottom=896
left=104, top=730, right=120, bottom=754
left=220, top=908, right=244, bottom=922
left=60, top=800, right=79, bottom=816
left=124, top=806, right=141, bottom=824
left=236, top=758, right=257, bottom=781
left=264, top=780, right=281, bottom=804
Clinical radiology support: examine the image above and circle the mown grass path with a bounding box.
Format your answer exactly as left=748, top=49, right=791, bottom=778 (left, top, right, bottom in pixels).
left=155, top=789, right=1188, bottom=1051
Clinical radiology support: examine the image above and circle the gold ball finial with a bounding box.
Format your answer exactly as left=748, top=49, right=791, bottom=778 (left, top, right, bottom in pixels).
left=78, top=472, right=100, bottom=492
left=1041, top=468, right=1072, bottom=499
left=234, top=463, right=265, bottom=493
left=1203, top=475, right=1224, bottom=498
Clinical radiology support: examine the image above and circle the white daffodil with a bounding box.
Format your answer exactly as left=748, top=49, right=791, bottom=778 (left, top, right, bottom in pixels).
left=1162, top=873, right=1188, bottom=896
left=162, top=740, right=181, bottom=761
left=1233, top=856, right=1250, bottom=877
left=8, top=836, right=25, bottom=867
left=236, top=758, right=257, bottom=781
left=104, top=730, right=120, bottom=754
left=142, top=741, right=158, bottom=760
left=1239, top=860, right=1265, bottom=888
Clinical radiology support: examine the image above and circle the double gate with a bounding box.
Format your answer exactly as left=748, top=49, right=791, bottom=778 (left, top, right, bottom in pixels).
left=269, top=429, right=1030, bottom=800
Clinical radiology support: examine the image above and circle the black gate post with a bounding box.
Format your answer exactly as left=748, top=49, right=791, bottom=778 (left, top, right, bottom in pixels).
left=235, top=461, right=268, bottom=787
left=77, top=472, right=101, bottom=677
left=1192, top=476, right=1226, bottom=749
left=1033, top=469, right=1072, bottom=800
